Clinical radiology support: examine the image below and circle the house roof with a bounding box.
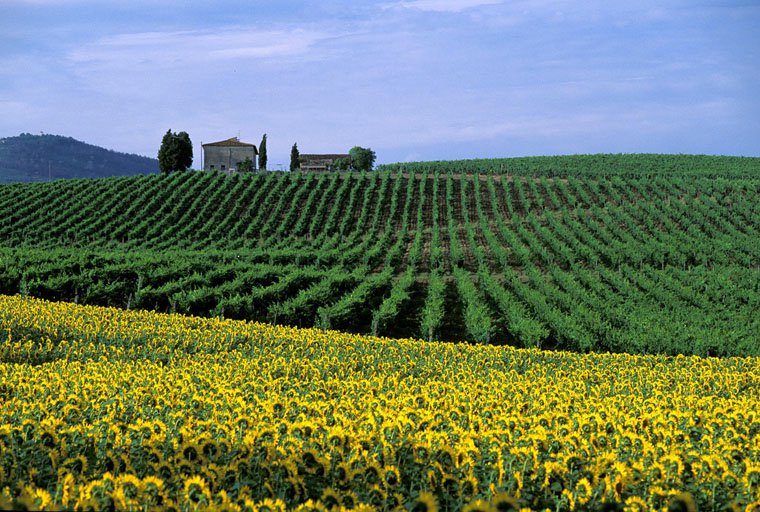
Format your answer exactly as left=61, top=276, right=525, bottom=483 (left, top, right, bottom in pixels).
left=300, top=154, right=350, bottom=160
left=202, top=137, right=258, bottom=149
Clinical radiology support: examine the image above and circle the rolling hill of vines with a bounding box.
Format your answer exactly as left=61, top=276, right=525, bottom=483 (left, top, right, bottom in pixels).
left=2, top=154, right=760, bottom=356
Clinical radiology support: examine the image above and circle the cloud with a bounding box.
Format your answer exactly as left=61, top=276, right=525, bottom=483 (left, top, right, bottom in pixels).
left=68, top=27, right=328, bottom=69
left=386, top=0, right=503, bottom=12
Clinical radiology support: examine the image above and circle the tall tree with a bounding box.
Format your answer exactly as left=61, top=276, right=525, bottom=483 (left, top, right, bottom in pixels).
left=290, top=143, right=300, bottom=172
left=258, top=133, right=267, bottom=171
left=349, top=146, right=376, bottom=172
left=158, top=129, right=193, bottom=173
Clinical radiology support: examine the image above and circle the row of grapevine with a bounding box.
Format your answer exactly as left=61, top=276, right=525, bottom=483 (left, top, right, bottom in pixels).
left=2, top=168, right=760, bottom=354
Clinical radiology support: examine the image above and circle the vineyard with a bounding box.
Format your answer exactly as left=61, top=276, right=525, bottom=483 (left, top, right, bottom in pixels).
left=1, top=154, right=760, bottom=355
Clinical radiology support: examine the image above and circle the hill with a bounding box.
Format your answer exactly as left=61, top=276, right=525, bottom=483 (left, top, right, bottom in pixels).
left=0, top=133, right=159, bottom=182
left=0, top=154, right=759, bottom=356
left=378, top=153, right=760, bottom=177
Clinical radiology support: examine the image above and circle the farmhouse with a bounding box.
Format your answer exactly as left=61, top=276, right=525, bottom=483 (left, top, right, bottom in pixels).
left=299, top=154, right=350, bottom=172
left=202, top=137, right=258, bottom=172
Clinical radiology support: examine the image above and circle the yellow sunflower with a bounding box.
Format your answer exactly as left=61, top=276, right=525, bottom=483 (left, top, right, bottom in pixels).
left=667, top=492, right=697, bottom=512
left=623, top=496, right=649, bottom=511
left=253, top=497, right=288, bottom=512
left=574, top=478, right=593, bottom=506
left=319, top=487, right=341, bottom=510
left=183, top=475, right=212, bottom=506
left=410, top=491, right=439, bottom=512
left=463, top=498, right=495, bottom=512
left=490, top=491, right=520, bottom=512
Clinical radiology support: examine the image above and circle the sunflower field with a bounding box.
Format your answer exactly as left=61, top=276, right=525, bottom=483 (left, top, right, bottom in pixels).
left=1, top=294, right=759, bottom=511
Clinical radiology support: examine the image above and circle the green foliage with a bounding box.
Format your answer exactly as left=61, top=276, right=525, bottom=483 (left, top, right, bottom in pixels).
left=258, top=133, right=267, bottom=170
left=1, top=161, right=760, bottom=357
left=378, top=153, right=760, bottom=178
left=349, top=146, right=376, bottom=171
left=290, top=143, right=300, bottom=172
left=332, top=157, right=351, bottom=171
left=157, top=129, right=193, bottom=173
left=238, top=157, right=254, bottom=173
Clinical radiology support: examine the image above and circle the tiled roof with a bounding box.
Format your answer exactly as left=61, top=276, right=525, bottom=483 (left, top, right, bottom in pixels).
left=300, top=154, right=350, bottom=160
left=202, top=137, right=257, bottom=148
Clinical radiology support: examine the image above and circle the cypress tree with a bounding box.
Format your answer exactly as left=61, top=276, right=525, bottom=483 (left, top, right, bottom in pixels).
left=258, top=133, right=267, bottom=170
left=290, top=143, right=300, bottom=172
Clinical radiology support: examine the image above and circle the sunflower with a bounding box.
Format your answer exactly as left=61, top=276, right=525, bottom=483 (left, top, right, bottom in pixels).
left=183, top=475, right=212, bottom=506
left=182, top=441, right=201, bottom=462
left=410, top=491, right=439, bottom=512
left=201, top=439, right=219, bottom=461
left=463, top=499, right=495, bottom=512
left=153, top=461, right=175, bottom=482
left=340, top=490, right=359, bottom=510
left=16, top=486, right=53, bottom=511
left=667, top=492, right=697, bottom=512
left=293, top=499, right=327, bottom=512
left=561, top=489, right=576, bottom=512
left=60, top=454, right=88, bottom=477
left=363, top=460, right=383, bottom=485
left=383, top=465, right=401, bottom=488
left=574, top=478, right=593, bottom=506
left=144, top=445, right=163, bottom=465
left=150, top=420, right=168, bottom=442
left=319, top=487, right=341, bottom=510
left=442, top=474, right=460, bottom=496
left=102, top=450, right=122, bottom=474
left=116, top=474, right=142, bottom=500
left=0, top=490, right=13, bottom=511
left=366, top=484, right=386, bottom=507
left=334, top=461, right=352, bottom=489
left=434, top=446, right=457, bottom=468
left=512, top=471, right=523, bottom=498
left=303, top=455, right=328, bottom=479
left=414, top=444, right=430, bottom=464
left=490, top=491, right=520, bottom=512
left=58, top=472, right=77, bottom=507
left=623, top=496, right=649, bottom=512
left=464, top=474, right=480, bottom=499
left=212, top=489, right=234, bottom=509
left=140, top=475, right=167, bottom=506
left=253, top=497, right=288, bottom=512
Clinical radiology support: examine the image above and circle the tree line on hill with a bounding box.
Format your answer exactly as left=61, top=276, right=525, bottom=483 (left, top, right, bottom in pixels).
left=158, top=129, right=375, bottom=173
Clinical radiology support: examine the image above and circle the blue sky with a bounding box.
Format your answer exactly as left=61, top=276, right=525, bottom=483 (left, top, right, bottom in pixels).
left=1, top=0, right=758, bottom=167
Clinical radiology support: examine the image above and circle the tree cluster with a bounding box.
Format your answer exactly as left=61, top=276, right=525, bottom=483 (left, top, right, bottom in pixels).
left=158, top=130, right=193, bottom=173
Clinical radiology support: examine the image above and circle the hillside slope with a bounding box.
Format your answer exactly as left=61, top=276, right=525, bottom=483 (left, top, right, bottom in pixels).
left=1, top=155, right=759, bottom=355
left=0, top=133, right=159, bottom=182
left=379, top=153, right=760, bottom=177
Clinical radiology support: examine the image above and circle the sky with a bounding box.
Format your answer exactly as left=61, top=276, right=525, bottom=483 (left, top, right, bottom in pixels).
left=1, top=1, right=759, bottom=168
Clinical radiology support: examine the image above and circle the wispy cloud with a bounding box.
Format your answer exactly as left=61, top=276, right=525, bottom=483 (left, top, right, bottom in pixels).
left=68, top=28, right=328, bottom=68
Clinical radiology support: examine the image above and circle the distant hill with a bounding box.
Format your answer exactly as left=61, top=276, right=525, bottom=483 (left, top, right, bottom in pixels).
left=0, top=133, right=159, bottom=183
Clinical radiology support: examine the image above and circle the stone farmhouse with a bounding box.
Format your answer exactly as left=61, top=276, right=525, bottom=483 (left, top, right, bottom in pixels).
left=299, top=154, right=350, bottom=172
left=202, top=137, right=258, bottom=172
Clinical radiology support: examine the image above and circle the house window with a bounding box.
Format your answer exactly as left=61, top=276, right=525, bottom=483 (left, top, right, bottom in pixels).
left=221, top=164, right=226, bottom=170
left=210, top=164, right=215, bottom=170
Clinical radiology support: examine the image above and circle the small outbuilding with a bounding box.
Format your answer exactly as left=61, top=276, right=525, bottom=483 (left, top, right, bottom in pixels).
left=202, top=137, right=258, bottom=172
left=299, top=154, right=350, bottom=172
